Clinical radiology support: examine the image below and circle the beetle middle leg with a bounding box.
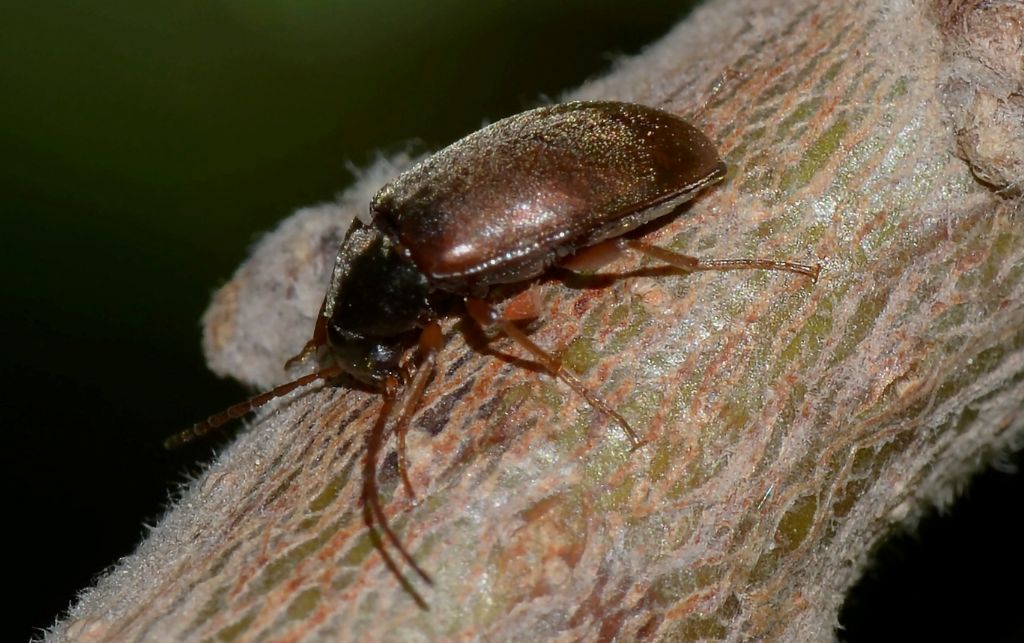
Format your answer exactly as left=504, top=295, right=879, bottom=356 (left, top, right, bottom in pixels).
left=464, top=298, right=641, bottom=448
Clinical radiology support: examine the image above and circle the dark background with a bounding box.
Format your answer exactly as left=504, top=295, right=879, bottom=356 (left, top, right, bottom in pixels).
left=3, top=2, right=1020, bottom=641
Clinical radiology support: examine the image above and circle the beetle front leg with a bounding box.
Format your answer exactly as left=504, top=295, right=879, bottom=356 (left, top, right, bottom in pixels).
left=391, top=323, right=443, bottom=501
left=284, top=297, right=330, bottom=369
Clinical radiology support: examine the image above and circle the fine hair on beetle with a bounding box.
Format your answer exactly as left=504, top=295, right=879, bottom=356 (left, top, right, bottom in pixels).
left=167, top=100, right=819, bottom=609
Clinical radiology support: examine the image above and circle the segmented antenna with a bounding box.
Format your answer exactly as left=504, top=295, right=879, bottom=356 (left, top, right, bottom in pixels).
left=164, top=366, right=343, bottom=449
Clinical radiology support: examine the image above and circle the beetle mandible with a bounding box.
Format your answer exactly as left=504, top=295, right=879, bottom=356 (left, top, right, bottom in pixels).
left=167, top=100, right=819, bottom=607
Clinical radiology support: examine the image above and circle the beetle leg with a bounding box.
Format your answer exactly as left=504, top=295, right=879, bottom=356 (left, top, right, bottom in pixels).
left=499, top=288, right=542, bottom=322
left=391, top=323, right=443, bottom=501
left=464, top=298, right=641, bottom=449
left=694, top=67, right=745, bottom=120
left=560, top=239, right=626, bottom=272
left=284, top=297, right=330, bottom=369
left=362, top=375, right=433, bottom=601
left=618, top=238, right=821, bottom=281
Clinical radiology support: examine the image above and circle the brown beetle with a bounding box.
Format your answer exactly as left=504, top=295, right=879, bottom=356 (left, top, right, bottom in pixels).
left=168, top=101, right=818, bottom=607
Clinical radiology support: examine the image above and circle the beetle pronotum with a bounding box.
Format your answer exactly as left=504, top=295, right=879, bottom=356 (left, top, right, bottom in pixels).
left=168, top=101, right=819, bottom=608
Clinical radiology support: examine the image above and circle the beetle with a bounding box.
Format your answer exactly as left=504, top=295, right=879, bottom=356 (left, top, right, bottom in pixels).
left=167, top=100, right=819, bottom=608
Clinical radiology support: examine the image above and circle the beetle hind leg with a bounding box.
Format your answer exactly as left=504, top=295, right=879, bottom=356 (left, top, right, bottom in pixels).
left=562, top=238, right=820, bottom=281
left=618, top=238, right=820, bottom=280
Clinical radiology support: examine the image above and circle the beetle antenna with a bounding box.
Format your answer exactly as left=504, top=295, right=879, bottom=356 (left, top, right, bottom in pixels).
left=363, top=377, right=434, bottom=589
left=164, top=365, right=344, bottom=449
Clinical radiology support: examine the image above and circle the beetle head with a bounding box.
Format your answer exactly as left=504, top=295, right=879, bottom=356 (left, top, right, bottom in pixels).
left=323, top=220, right=432, bottom=386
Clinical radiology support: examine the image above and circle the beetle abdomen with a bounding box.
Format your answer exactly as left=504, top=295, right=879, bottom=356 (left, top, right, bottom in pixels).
left=371, top=101, right=726, bottom=294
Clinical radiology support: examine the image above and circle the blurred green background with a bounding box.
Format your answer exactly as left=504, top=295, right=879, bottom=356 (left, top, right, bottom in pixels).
left=3, top=2, right=1019, bottom=640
